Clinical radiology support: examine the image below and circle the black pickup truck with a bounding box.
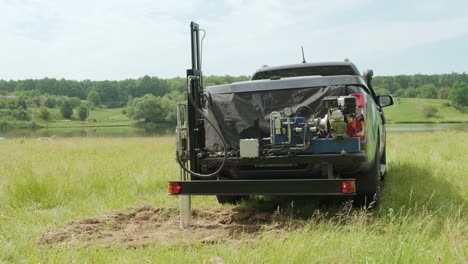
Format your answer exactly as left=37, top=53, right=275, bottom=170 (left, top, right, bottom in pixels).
left=170, top=22, right=394, bottom=208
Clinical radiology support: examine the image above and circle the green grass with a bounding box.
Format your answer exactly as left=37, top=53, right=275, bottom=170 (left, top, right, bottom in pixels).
left=385, top=98, right=468, bottom=123
left=31, top=107, right=133, bottom=128
left=0, top=132, right=466, bottom=263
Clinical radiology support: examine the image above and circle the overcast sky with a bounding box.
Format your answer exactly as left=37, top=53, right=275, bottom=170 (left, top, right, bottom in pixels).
left=1, top=0, right=467, bottom=80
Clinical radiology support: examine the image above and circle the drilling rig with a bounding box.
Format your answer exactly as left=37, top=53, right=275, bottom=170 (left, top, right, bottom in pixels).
left=170, top=22, right=393, bottom=228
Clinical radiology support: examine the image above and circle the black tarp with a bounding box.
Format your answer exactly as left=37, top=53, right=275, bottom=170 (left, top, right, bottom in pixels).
left=204, top=76, right=366, bottom=151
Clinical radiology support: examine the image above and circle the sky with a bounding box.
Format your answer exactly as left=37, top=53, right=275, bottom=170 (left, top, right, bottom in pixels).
left=0, top=0, right=467, bottom=80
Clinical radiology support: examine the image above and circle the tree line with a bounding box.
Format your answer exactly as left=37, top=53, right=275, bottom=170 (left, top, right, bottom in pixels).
left=0, top=75, right=250, bottom=128
left=0, top=75, right=250, bottom=108
left=1, top=73, right=466, bottom=103
left=372, top=72, right=468, bottom=98
left=0, top=73, right=467, bottom=128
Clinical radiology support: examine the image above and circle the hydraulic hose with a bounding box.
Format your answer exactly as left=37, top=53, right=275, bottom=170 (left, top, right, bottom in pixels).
left=176, top=77, right=228, bottom=178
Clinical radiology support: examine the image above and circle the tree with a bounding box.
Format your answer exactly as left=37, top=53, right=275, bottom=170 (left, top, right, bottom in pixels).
left=16, top=97, right=27, bottom=110
left=127, top=94, right=171, bottom=123
left=77, top=103, right=89, bottom=121
left=449, top=82, right=468, bottom=112
left=46, top=96, right=57, bottom=108
left=87, top=90, right=101, bottom=107
left=417, top=84, right=438, bottom=99
left=437, top=87, right=450, bottom=99
left=394, top=88, right=405, bottom=97
left=404, top=88, right=417, bottom=98
left=34, top=96, right=47, bottom=107
left=69, top=97, right=82, bottom=108
left=0, top=99, right=6, bottom=109
left=39, top=107, right=51, bottom=121
left=90, top=81, right=120, bottom=107
left=374, top=87, right=390, bottom=95
left=60, top=100, right=73, bottom=119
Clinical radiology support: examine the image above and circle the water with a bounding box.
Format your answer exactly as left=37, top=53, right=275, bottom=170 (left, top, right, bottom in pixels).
left=386, top=123, right=468, bottom=132
left=0, top=126, right=174, bottom=139
left=0, top=123, right=466, bottom=140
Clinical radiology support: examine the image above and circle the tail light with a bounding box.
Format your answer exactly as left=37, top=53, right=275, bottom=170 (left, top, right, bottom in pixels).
left=341, top=180, right=356, bottom=194
left=347, top=93, right=366, bottom=141
left=351, top=93, right=365, bottom=108
left=168, top=182, right=181, bottom=194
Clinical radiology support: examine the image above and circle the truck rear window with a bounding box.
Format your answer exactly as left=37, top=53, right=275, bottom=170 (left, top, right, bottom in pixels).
left=252, top=66, right=357, bottom=80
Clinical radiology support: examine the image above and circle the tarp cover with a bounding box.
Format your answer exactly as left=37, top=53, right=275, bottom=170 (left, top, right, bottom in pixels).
left=204, top=77, right=363, bottom=151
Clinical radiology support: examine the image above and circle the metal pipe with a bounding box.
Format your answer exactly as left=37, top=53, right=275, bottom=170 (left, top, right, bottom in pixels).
left=179, top=195, right=191, bottom=229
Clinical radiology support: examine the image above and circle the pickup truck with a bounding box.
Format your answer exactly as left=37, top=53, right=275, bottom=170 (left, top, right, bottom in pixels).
left=170, top=22, right=394, bottom=212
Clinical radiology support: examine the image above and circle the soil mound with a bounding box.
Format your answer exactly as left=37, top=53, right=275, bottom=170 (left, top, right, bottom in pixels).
left=39, top=205, right=303, bottom=246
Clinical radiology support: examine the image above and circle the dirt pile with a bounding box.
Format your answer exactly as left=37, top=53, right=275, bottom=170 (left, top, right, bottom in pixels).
left=39, top=205, right=304, bottom=246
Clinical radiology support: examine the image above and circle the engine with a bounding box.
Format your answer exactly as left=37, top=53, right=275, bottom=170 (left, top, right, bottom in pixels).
left=240, top=95, right=364, bottom=158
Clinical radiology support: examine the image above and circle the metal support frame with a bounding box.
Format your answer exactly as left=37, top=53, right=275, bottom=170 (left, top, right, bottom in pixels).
left=179, top=21, right=204, bottom=229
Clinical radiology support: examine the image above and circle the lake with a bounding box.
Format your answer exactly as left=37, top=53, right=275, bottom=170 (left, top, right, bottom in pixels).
left=0, top=126, right=173, bottom=139
left=0, top=123, right=467, bottom=139
left=386, top=123, right=468, bottom=132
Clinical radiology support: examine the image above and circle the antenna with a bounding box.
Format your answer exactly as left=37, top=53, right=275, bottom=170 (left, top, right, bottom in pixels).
left=301, top=46, right=306, bottom=64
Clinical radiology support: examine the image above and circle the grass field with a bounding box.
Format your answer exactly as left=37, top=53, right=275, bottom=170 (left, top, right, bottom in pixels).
left=31, top=107, right=133, bottom=128
left=0, top=132, right=466, bottom=263
left=385, top=98, right=468, bottom=123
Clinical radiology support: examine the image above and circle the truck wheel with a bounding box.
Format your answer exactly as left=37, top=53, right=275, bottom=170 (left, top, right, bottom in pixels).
left=216, top=195, right=247, bottom=205
left=355, top=144, right=381, bottom=208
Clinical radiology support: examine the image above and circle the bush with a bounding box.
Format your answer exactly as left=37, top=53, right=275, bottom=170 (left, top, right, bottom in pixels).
left=39, top=107, right=51, bottom=121
left=422, top=105, right=438, bottom=118
left=15, top=109, right=30, bottom=121
left=16, top=97, right=27, bottom=110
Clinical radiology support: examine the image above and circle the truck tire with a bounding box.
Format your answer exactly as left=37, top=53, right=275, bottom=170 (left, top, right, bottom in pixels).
left=355, top=143, right=381, bottom=208
left=216, top=195, right=246, bottom=205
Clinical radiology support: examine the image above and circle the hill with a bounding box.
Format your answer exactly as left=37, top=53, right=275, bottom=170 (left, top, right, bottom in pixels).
left=384, top=98, right=468, bottom=123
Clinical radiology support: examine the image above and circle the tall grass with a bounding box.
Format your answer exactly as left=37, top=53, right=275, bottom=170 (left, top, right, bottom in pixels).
left=0, top=132, right=466, bottom=263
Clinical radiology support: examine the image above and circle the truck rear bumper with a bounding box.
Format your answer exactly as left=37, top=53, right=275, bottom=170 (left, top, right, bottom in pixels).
left=168, top=179, right=356, bottom=196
